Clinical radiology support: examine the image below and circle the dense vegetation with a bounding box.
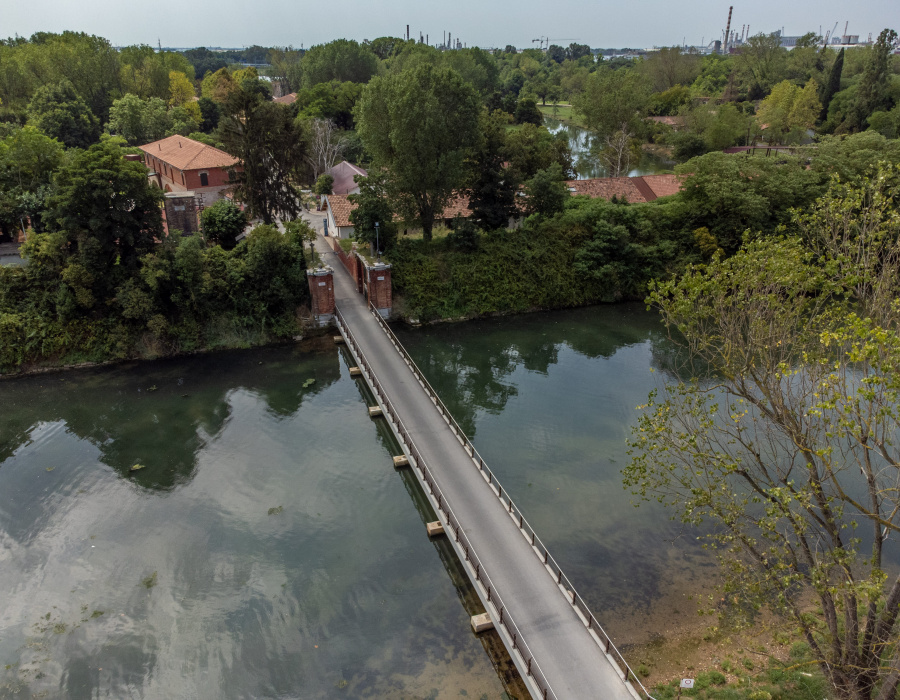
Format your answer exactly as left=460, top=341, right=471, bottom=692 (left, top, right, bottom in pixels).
left=0, top=29, right=897, bottom=365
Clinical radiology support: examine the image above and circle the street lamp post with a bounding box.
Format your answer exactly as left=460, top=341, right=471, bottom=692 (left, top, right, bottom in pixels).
left=374, top=222, right=380, bottom=262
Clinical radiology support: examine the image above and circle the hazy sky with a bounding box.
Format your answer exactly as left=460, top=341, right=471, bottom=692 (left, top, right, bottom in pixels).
left=5, top=0, right=897, bottom=49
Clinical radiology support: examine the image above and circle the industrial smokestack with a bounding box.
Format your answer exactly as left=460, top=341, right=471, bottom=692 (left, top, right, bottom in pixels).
left=406, top=24, right=409, bottom=40
left=723, top=6, right=733, bottom=54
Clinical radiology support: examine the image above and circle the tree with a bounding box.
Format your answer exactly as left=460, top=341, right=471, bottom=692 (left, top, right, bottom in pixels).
left=300, top=40, right=379, bottom=88
left=0, top=125, right=63, bottom=233
left=640, top=47, right=701, bottom=92
left=626, top=171, right=900, bottom=700
left=596, top=125, right=641, bottom=177
left=736, top=32, right=787, bottom=98
left=27, top=79, right=99, bottom=148
left=168, top=70, right=195, bottom=107
left=366, top=36, right=405, bottom=61
left=46, top=136, right=163, bottom=308
left=355, top=63, right=481, bottom=241
left=219, top=84, right=307, bottom=225
left=201, top=68, right=236, bottom=103
left=523, top=164, right=568, bottom=217
left=514, top=97, right=543, bottom=125
left=846, top=29, right=899, bottom=132
left=756, top=79, right=822, bottom=143
left=107, top=94, right=171, bottom=145
left=467, top=110, right=518, bottom=230
left=504, top=123, right=574, bottom=182
left=313, top=173, right=334, bottom=195
left=197, top=97, right=220, bottom=133
left=200, top=198, right=247, bottom=250
left=349, top=172, right=397, bottom=251
left=304, top=117, right=345, bottom=181
left=819, top=48, right=845, bottom=121
left=573, top=67, right=650, bottom=138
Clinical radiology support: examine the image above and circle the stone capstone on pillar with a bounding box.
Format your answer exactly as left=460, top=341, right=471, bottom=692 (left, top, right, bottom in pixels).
left=307, top=266, right=335, bottom=327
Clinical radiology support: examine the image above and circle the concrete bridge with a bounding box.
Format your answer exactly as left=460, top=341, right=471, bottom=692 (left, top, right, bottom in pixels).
left=315, top=242, right=653, bottom=700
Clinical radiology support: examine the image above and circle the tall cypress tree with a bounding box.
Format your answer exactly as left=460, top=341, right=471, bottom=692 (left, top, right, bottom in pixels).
left=468, top=110, right=518, bottom=231
left=818, top=47, right=843, bottom=122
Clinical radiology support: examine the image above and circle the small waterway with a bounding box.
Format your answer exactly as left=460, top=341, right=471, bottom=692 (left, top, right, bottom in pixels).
left=0, top=306, right=716, bottom=698
left=544, top=117, right=675, bottom=180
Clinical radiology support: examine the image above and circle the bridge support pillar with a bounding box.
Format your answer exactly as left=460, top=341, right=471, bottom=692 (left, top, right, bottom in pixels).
left=365, top=262, right=392, bottom=318
left=307, top=266, right=335, bottom=327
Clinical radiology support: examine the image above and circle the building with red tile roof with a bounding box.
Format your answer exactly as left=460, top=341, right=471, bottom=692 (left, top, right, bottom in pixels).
left=322, top=193, right=473, bottom=239
left=273, top=93, right=297, bottom=105
left=138, top=135, right=240, bottom=206
left=565, top=174, right=682, bottom=203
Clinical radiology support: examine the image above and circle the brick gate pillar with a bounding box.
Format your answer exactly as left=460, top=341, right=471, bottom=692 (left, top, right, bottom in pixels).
left=307, top=266, right=335, bottom=327
left=367, top=262, right=392, bottom=318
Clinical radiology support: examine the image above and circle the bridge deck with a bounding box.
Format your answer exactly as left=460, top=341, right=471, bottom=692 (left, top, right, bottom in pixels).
left=320, top=242, right=643, bottom=700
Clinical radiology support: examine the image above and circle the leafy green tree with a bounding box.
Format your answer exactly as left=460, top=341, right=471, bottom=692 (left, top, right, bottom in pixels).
left=690, top=53, right=733, bottom=96
left=27, top=79, right=99, bottom=148
left=735, top=32, right=787, bottom=98
left=867, top=105, right=900, bottom=138
left=812, top=132, right=900, bottom=182
left=818, top=47, right=844, bottom=122
left=514, top=97, right=543, bottom=125
left=355, top=63, right=481, bottom=241
left=639, top=47, right=701, bottom=92
left=467, top=110, right=518, bottom=230
left=314, top=173, right=334, bottom=195
left=168, top=70, right=195, bottom=107
left=107, top=94, right=171, bottom=145
left=523, top=164, right=568, bottom=217
left=46, top=136, right=163, bottom=310
left=301, top=40, right=379, bottom=88
left=200, top=198, right=247, bottom=249
left=295, top=80, right=364, bottom=129
left=573, top=67, right=650, bottom=138
left=201, top=68, right=236, bottom=103
left=626, top=172, right=900, bottom=700
left=365, top=36, right=406, bottom=61
left=349, top=172, right=397, bottom=251
left=0, top=125, right=63, bottom=233
left=219, top=83, right=307, bottom=224
left=181, top=47, right=230, bottom=80
left=845, top=29, right=899, bottom=132
left=197, top=97, right=220, bottom=133
left=756, top=79, right=822, bottom=143
left=504, top=123, right=574, bottom=181
left=675, top=151, right=824, bottom=253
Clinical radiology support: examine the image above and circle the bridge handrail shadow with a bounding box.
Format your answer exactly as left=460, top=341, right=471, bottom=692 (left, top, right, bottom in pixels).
left=363, top=306, right=657, bottom=700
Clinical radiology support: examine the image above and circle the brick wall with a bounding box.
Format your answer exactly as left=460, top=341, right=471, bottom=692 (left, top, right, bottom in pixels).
left=367, top=263, right=392, bottom=314
left=307, top=267, right=335, bottom=326
left=164, top=193, right=199, bottom=235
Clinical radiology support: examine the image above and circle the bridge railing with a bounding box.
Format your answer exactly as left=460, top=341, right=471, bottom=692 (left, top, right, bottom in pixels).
left=364, top=306, right=657, bottom=700
left=336, top=306, right=562, bottom=700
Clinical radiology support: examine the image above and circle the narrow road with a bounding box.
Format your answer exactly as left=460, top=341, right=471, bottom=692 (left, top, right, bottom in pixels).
left=315, top=236, right=642, bottom=700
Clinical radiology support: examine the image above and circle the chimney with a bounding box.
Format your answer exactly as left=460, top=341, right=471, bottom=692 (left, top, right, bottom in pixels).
left=406, top=24, right=409, bottom=40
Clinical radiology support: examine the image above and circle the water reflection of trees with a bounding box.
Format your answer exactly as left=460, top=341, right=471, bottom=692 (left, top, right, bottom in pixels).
left=394, top=304, right=679, bottom=434
left=0, top=343, right=340, bottom=490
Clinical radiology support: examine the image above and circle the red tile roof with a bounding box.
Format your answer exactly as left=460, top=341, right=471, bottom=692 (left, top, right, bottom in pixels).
left=325, top=193, right=473, bottom=228
left=273, top=92, right=297, bottom=104
left=139, top=135, right=237, bottom=172
left=565, top=174, right=682, bottom=203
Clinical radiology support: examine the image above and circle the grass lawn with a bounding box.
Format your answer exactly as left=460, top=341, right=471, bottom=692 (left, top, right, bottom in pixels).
left=538, top=103, right=588, bottom=128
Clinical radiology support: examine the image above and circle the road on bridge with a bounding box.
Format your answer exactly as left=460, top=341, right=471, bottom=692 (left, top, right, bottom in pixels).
left=316, top=237, right=643, bottom=700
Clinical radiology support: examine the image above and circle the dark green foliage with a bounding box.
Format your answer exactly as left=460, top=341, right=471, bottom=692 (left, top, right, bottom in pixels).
left=355, top=63, right=481, bottom=241
left=504, top=123, right=575, bottom=182
left=446, top=216, right=480, bottom=252
left=819, top=48, right=844, bottom=121
left=672, top=132, right=709, bottom=161
left=200, top=199, right=247, bottom=250
left=389, top=196, right=689, bottom=320
left=27, top=79, right=99, bottom=148
left=514, top=98, right=543, bottom=125
left=523, top=164, right=568, bottom=217
left=467, top=110, right=518, bottom=230
left=675, top=151, right=825, bottom=254
left=348, top=172, right=396, bottom=250
left=300, top=40, right=379, bottom=88
left=198, top=97, right=221, bottom=133
left=47, top=136, right=164, bottom=306
left=0, top=223, right=309, bottom=371
left=294, top=80, right=364, bottom=129
left=845, top=29, right=898, bottom=132
left=220, top=84, right=307, bottom=224
left=313, top=173, right=334, bottom=195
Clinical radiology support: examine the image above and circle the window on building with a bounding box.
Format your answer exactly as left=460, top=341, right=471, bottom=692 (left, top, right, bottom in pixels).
left=199, top=171, right=209, bottom=187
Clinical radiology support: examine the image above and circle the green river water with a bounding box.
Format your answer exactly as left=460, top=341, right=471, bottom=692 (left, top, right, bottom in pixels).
left=0, top=304, right=714, bottom=699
